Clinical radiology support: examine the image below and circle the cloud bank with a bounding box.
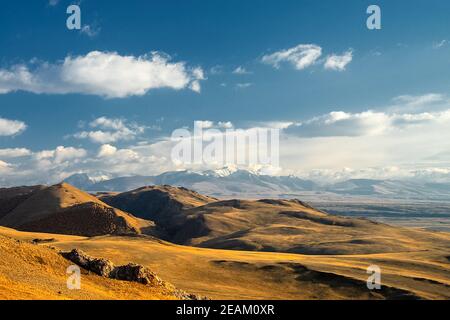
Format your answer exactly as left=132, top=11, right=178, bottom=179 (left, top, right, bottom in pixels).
left=3, top=93, right=450, bottom=185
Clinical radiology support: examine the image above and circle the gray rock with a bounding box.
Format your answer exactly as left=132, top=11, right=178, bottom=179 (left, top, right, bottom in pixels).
left=112, top=263, right=164, bottom=286
left=61, top=249, right=115, bottom=277
left=60, top=248, right=209, bottom=300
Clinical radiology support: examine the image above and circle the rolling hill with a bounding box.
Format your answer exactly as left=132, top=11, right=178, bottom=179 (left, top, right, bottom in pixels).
left=0, top=185, right=45, bottom=220
left=0, top=183, right=156, bottom=237
left=100, top=186, right=450, bottom=255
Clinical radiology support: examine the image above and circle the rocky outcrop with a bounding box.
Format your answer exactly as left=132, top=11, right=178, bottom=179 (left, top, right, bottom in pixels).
left=113, top=263, right=164, bottom=286
left=61, top=249, right=208, bottom=300
left=62, top=249, right=115, bottom=277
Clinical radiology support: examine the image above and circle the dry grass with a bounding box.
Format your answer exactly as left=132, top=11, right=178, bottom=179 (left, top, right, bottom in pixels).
left=0, top=232, right=182, bottom=300
left=1, top=227, right=448, bottom=300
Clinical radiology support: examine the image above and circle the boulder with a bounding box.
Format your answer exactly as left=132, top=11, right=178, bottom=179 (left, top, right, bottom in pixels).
left=112, top=263, right=164, bottom=286
left=61, top=248, right=209, bottom=300
left=62, top=249, right=115, bottom=277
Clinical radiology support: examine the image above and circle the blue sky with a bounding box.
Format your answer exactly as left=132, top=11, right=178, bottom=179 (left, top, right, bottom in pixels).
left=1, top=0, right=450, bottom=185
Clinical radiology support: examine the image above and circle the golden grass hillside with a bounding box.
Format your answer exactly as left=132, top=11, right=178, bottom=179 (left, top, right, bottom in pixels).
left=0, top=231, right=186, bottom=300
left=102, top=188, right=450, bottom=255
left=1, top=227, right=449, bottom=300
left=1, top=184, right=449, bottom=300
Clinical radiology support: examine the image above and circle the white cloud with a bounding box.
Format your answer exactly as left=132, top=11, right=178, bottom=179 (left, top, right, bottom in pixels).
left=281, top=101, right=450, bottom=175
left=285, top=110, right=390, bottom=137
left=392, top=93, right=444, bottom=108
left=293, top=166, right=450, bottom=184
left=35, top=146, right=87, bottom=164
left=232, top=66, right=251, bottom=75
left=188, top=67, right=205, bottom=93
left=0, top=148, right=31, bottom=158
left=4, top=99, right=450, bottom=186
left=262, top=44, right=322, bottom=70
left=0, top=160, right=11, bottom=173
left=97, top=144, right=117, bottom=157
left=195, top=120, right=214, bottom=129
left=73, top=116, right=145, bottom=144
left=218, top=121, right=233, bottom=129
left=190, top=81, right=201, bottom=93
left=324, top=50, right=353, bottom=71
left=0, top=51, right=205, bottom=98
left=0, top=117, right=27, bottom=136
left=285, top=94, right=450, bottom=138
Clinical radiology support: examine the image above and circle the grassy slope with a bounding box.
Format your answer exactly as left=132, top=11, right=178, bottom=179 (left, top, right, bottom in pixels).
left=101, top=188, right=450, bottom=256
left=0, top=230, right=183, bottom=300
left=1, top=227, right=448, bottom=300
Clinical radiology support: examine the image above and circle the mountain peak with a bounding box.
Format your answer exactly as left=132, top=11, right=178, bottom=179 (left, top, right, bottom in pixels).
left=203, top=165, right=239, bottom=177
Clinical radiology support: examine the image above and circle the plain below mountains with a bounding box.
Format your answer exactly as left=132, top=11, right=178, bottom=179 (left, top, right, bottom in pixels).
left=64, top=169, right=450, bottom=201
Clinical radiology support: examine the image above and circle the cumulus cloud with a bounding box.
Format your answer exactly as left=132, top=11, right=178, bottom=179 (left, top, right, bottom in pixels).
left=280, top=96, right=450, bottom=177
left=262, top=44, right=353, bottom=71
left=286, top=108, right=450, bottom=138
left=324, top=50, right=353, bottom=71
left=97, top=144, right=117, bottom=157
left=35, top=146, right=87, bottom=164
left=73, top=116, right=145, bottom=144
left=194, top=120, right=214, bottom=129
left=218, top=121, right=233, bottom=129
left=0, top=51, right=205, bottom=98
left=0, top=160, right=11, bottom=173
left=0, top=148, right=32, bottom=158
left=0, top=117, right=27, bottom=136
left=262, top=44, right=322, bottom=70
left=3, top=99, right=450, bottom=186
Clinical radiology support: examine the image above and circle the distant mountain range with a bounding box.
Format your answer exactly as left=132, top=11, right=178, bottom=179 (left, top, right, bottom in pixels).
left=63, top=168, right=450, bottom=201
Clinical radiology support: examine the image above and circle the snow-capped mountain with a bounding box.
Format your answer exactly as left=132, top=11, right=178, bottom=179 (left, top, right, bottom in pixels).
left=203, top=165, right=239, bottom=177
left=63, top=167, right=316, bottom=196
left=62, top=169, right=450, bottom=200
